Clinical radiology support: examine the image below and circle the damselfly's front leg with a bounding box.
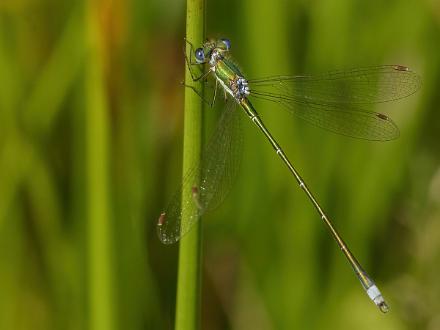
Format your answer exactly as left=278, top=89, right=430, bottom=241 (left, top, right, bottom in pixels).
left=183, top=38, right=218, bottom=107
left=184, top=38, right=212, bottom=81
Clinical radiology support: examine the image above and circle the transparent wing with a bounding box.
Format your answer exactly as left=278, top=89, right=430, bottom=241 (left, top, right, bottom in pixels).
left=249, top=65, right=421, bottom=104
left=253, top=93, right=399, bottom=140
left=157, top=101, right=242, bottom=244
left=249, top=65, right=420, bottom=140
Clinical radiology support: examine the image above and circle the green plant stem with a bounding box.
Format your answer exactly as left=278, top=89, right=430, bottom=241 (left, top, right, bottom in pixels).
left=175, top=1, right=205, bottom=330
left=85, top=2, right=115, bottom=330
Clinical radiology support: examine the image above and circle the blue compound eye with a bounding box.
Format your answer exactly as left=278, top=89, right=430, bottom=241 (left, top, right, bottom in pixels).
left=195, top=48, right=205, bottom=63
left=221, top=38, right=231, bottom=50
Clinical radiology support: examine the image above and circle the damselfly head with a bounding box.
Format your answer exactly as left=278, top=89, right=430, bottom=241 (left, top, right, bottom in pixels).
left=203, top=38, right=231, bottom=51
left=196, top=38, right=231, bottom=62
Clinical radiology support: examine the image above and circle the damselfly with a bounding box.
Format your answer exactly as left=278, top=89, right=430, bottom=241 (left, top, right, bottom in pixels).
left=157, top=38, right=421, bottom=313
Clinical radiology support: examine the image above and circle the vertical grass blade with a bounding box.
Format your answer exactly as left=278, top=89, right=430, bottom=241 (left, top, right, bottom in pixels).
left=85, top=1, right=115, bottom=330
left=175, top=0, right=205, bottom=329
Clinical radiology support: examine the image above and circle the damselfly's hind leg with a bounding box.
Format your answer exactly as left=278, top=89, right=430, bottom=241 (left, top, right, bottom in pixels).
left=182, top=81, right=218, bottom=108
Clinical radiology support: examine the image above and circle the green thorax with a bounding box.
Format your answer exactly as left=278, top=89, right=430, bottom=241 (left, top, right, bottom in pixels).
left=212, top=54, right=250, bottom=101
left=213, top=56, right=244, bottom=86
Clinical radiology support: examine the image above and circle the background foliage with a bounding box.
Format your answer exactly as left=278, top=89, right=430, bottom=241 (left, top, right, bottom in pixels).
left=0, top=0, right=439, bottom=329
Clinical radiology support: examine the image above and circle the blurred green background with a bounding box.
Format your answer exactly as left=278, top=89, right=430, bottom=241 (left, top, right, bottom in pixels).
left=1, top=0, right=439, bottom=329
